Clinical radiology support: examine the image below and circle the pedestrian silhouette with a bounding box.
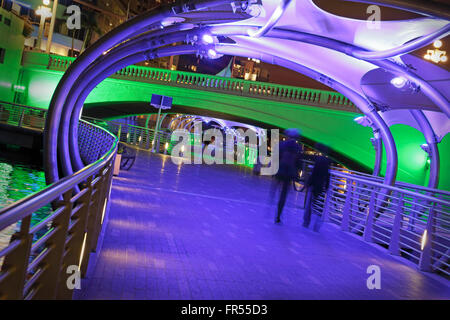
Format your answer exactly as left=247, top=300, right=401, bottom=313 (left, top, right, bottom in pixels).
left=273, top=129, right=303, bottom=223
left=303, top=143, right=331, bottom=231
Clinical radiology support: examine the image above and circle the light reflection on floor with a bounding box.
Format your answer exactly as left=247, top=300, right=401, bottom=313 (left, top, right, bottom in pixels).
left=78, top=151, right=450, bottom=300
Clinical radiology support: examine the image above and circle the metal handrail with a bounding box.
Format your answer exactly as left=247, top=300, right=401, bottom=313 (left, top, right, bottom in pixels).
left=0, top=111, right=118, bottom=299
left=332, top=170, right=449, bottom=207
left=318, top=166, right=450, bottom=276
left=0, top=120, right=118, bottom=230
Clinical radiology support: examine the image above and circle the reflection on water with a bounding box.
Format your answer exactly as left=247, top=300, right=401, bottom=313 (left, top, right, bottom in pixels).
left=0, top=157, right=51, bottom=267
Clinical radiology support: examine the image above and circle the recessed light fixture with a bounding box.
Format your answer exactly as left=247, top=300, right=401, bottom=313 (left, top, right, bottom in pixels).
left=390, top=76, right=407, bottom=88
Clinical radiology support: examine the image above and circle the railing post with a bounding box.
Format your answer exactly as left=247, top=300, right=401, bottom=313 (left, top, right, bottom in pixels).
left=389, top=192, right=403, bottom=256
left=419, top=206, right=435, bottom=272
left=90, top=163, right=113, bottom=253
left=363, top=186, right=377, bottom=242
left=156, top=131, right=161, bottom=153
left=117, top=124, right=122, bottom=142
left=79, top=173, right=103, bottom=277
left=0, top=216, right=32, bottom=299
left=145, top=129, right=150, bottom=149
left=322, top=185, right=332, bottom=222
left=56, top=177, right=94, bottom=299
left=341, top=180, right=352, bottom=231
left=17, top=109, right=25, bottom=127
left=242, top=82, right=250, bottom=95
left=407, top=194, right=418, bottom=231
left=34, top=190, right=73, bottom=299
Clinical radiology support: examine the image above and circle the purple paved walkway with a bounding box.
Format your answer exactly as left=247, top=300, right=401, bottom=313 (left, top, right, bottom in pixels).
left=77, top=151, right=450, bottom=300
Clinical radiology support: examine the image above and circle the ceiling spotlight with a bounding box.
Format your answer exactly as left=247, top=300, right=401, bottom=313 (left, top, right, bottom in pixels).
left=433, top=40, right=443, bottom=49
left=202, top=34, right=214, bottom=44
left=441, top=55, right=448, bottom=62
left=390, top=76, right=407, bottom=89
left=207, top=49, right=217, bottom=58
left=43, top=0, right=50, bottom=5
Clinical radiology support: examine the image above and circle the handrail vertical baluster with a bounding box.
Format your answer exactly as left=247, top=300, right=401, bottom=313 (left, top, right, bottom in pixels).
left=389, top=191, right=403, bottom=256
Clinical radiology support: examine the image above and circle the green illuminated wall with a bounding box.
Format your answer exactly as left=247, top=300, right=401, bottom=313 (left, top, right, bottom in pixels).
left=438, top=134, right=450, bottom=191
left=0, top=7, right=25, bottom=103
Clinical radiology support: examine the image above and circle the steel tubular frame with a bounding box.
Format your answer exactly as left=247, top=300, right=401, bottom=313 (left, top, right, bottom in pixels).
left=215, top=43, right=399, bottom=185
left=46, top=0, right=449, bottom=187
left=11, top=0, right=443, bottom=296
left=44, top=0, right=231, bottom=184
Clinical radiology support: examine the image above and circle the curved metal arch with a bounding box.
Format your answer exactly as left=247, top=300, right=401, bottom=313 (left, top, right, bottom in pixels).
left=211, top=24, right=448, bottom=181
left=187, top=117, right=203, bottom=132
left=410, top=110, right=440, bottom=188
left=44, top=0, right=231, bottom=183
left=45, top=0, right=449, bottom=187
left=210, top=25, right=450, bottom=117
left=67, top=45, right=197, bottom=174
left=167, top=114, right=187, bottom=130
left=179, top=116, right=195, bottom=130
left=54, top=38, right=396, bottom=183
left=215, top=43, right=398, bottom=185
left=63, top=30, right=202, bottom=175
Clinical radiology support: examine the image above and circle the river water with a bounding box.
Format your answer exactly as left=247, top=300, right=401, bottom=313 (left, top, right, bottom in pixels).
left=0, top=157, right=51, bottom=267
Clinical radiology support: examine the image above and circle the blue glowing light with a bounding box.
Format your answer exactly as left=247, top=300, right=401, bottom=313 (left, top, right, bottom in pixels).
left=208, top=49, right=217, bottom=58
left=202, top=34, right=214, bottom=44
left=390, top=76, right=407, bottom=88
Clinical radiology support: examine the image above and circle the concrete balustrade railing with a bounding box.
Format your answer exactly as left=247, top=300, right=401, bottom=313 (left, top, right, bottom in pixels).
left=22, top=52, right=357, bottom=112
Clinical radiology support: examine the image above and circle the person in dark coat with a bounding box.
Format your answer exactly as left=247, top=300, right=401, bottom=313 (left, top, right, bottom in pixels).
left=274, top=129, right=303, bottom=223
left=303, top=143, right=331, bottom=231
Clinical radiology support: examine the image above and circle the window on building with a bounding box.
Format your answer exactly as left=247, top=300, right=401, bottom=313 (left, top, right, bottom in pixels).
left=0, top=48, right=5, bottom=64
left=4, top=18, right=11, bottom=26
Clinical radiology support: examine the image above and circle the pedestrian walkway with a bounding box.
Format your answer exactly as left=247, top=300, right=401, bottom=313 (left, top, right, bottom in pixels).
left=77, top=151, right=450, bottom=299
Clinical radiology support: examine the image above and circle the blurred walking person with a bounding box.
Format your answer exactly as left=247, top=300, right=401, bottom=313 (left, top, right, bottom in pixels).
left=303, top=143, right=331, bottom=231
left=273, top=129, right=303, bottom=223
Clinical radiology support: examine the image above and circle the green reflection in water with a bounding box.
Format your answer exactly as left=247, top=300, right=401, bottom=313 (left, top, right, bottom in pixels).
left=0, top=157, right=52, bottom=266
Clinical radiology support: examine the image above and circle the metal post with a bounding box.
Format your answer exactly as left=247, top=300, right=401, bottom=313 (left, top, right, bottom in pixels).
left=341, top=180, right=352, bottom=231
left=117, top=124, right=122, bottom=142
left=18, top=109, right=25, bottom=127
left=389, top=192, right=403, bottom=256
left=46, top=0, right=58, bottom=54
left=363, top=186, right=377, bottom=242
left=152, top=107, right=162, bottom=152
left=322, top=186, right=332, bottom=222
left=419, top=206, right=435, bottom=272
left=36, top=14, right=46, bottom=51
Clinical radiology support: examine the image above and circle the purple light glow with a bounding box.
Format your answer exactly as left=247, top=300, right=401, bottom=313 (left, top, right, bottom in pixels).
left=202, top=34, right=214, bottom=44
left=390, top=76, right=407, bottom=88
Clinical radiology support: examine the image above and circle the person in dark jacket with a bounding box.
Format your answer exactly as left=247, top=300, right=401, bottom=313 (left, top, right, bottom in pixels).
left=303, top=143, right=331, bottom=231
left=274, top=129, right=303, bottom=223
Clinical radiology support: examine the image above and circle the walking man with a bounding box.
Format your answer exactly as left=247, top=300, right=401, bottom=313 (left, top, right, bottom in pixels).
left=303, top=143, right=331, bottom=231
left=274, top=129, right=303, bottom=223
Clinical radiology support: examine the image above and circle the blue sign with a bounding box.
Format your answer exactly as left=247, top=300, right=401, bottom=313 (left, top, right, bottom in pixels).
left=150, top=94, right=173, bottom=110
